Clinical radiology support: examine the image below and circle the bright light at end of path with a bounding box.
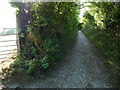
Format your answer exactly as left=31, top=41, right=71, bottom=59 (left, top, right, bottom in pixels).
left=0, top=0, right=16, bottom=28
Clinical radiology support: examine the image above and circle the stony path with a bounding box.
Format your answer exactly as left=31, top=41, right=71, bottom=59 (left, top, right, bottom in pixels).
left=5, top=31, right=111, bottom=88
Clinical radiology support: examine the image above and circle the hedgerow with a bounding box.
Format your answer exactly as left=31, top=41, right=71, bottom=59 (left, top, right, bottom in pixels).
left=81, top=2, right=120, bottom=87
left=8, top=2, right=79, bottom=76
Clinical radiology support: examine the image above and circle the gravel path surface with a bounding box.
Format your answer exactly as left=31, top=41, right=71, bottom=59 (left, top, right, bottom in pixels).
left=5, top=31, right=111, bottom=88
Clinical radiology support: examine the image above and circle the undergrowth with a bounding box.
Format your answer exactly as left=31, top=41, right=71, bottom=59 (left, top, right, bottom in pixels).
left=82, top=29, right=120, bottom=87
left=3, top=2, right=79, bottom=82
left=81, top=2, right=120, bottom=87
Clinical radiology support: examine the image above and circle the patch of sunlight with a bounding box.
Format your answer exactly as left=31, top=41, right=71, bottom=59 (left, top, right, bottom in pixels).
left=108, top=61, right=113, bottom=65
left=0, top=0, right=17, bottom=77
left=1, top=52, right=17, bottom=69
left=0, top=0, right=16, bottom=28
left=79, top=3, right=90, bottom=22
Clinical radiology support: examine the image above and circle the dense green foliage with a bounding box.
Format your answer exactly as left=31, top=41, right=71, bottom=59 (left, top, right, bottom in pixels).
left=9, top=2, right=79, bottom=75
left=81, top=2, right=120, bottom=87
left=7, top=2, right=119, bottom=87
